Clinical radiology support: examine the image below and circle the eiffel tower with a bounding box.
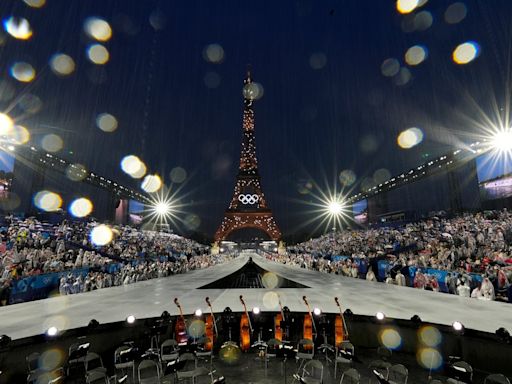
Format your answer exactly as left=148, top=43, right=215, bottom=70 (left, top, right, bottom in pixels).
left=214, top=69, right=281, bottom=241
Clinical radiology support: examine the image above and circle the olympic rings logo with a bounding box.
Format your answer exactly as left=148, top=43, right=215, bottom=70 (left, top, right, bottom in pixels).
left=238, top=194, right=259, bottom=205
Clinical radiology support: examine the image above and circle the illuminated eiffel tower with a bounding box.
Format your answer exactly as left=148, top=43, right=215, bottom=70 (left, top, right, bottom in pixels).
left=214, top=69, right=281, bottom=241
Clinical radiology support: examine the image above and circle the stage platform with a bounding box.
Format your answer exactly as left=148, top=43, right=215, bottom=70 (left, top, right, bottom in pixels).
left=0, top=252, right=510, bottom=340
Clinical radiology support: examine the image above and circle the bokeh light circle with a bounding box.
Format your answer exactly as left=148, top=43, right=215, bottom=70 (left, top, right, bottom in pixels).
left=121, top=155, right=147, bottom=179
left=0, top=113, right=14, bottom=135
left=396, top=0, right=419, bottom=14
left=418, top=326, right=442, bottom=347
left=262, top=272, right=279, bottom=289
left=262, top=291, right=279, bottom=309
left=42, top=134, right=63, bottom=152
left=339, top=169, right=356, bottom=187
left=69, top=198, right=93, bottom=218
left=379, top=328, right=403, bottom=350
left=10, top=125, right=30, bottom=144
left=3, top=17, right=33, bottom=40
left=453, top=41, right=480, bottom=64
left=397, top=127, right=424, bottom=149
left=96, top=113, right=118, bottom=132
left=10, top=62, right=35, bottom=82
left=170, top=167, right=187, bottom=183
left=394, top=67, right=412, bottom=86
left=23, top=0, right=46, bottom=8
left=243, top=82, right=264, bottom=100
left=141, top=174, right=162, bottom=193
left=445, top=2, right=467, bottom=24
left=84, top=17, right=112, bottom=41
left=417, top=348, right=443, bottom=370
left=34, top=191, right=62, bottom=212
left=66, top=163, right=88, bottom=182
left=50, top=54, right=75, bottom=76
left=405, top=45, right=428, bottom=66
left=90, top=224, right=113, bottom=246
left=188, top=320, right=206, bottom=338
left=40, top=348, right=64, bottom=371
left=381, top=58, right=400, bottom=77
left=309, top=52, right=327, bottom=70
left=203, top=44, right=224, bottom=63
left=18, top=94, right=42, bottom=114
left=87, top=44, right=110, bottom=65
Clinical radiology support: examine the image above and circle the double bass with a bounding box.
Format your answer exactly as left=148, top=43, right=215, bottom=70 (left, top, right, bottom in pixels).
left=275, top=293, right=285, bottom=342
left=205, top=297, right=218, bottom=351
left=174, top=298, right=188, bottom=345
left=239, top=295, right=253, bottom=352
left=334, top=297, right=349, bottom=347
left=302, top=296, right=317, bottom=350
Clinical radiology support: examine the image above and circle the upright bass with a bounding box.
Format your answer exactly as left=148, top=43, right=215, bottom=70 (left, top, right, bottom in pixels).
left=174, top=298, right=188, bottom=345
left=205, top=297, right=218, bottom=351
left=239, top=295, right=253, bottom=352
left=334, top=297, right=350, bottom=347
left=302, top=296, right=317, bottom=350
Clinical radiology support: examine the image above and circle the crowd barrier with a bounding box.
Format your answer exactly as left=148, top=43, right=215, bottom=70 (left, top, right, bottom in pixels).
left=9, top=267, right=90, bottom=304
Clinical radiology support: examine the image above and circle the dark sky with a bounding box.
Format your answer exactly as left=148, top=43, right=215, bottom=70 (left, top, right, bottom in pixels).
left=0, top=0, right=511, bottom=239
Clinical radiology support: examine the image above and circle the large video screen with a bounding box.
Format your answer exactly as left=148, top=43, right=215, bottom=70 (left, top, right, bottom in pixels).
left=129, top=199, right=144, bottom=225
left=0, top=149, right=15, bottom=199
left=352, top=199, right=368, bottom=224
left=476, top=153, right=512, bottom=200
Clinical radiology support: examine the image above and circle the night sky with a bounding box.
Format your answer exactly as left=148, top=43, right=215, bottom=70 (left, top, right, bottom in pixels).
left=0, top=0, right=511, bottom=240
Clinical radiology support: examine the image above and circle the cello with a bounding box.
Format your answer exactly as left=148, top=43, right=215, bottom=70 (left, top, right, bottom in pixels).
left=334, top=297, right=349, bottom=347
left=302, top=296, right=317, bottom=351
left=275, top=293, right=285, bottom=342
left=205, top=297, right=218, bottom=351
left=239, top=295, right=253, bottom=352
left=174, top=298, right=188, bottom=345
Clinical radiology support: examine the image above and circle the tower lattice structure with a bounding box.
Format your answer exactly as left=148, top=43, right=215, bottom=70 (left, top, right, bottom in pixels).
left=214, top=70, right=281, bottom=241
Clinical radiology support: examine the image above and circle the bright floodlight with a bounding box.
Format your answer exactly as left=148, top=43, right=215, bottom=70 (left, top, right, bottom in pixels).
left=252, top=307, right=260, bottom=315
left=376, top=312, right=386, bottom=321
left=154, top=201, right=171, bottom=215
left=328, top=200, right=343, bottom=215
left=126, top=315, right=136, bottom=324
left=46, top=326, right=58, bottom=337
left=313, top=307, right=322, bottom=316
left=452, top=321, right=464, bottom=332
left=491, top=130, right=512, bottom=153
left=194, top=309, right=203, bottom=317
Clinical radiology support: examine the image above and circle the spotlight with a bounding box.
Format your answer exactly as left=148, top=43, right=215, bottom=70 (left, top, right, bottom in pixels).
left=328, top=200, right=343, bottom=215
left=126, top=315, right=136, bottom=324
left=154, top=201, right=171, bottom=216
left=313, top=307, right=322, bottom=316
left=410, top=315, right=422, bottom=324
left=252, top=307, right=260, bottom=315
left=376, top=312, right=386, bottom=321
left=87, top=319, right=99, bottom=330
left=491, top=129, right=512, bottom=153
left=195, top=309, right=203, bottom=317
left=46, top=327, right=58, bottom=337
left=344, top=309, right=353, bottom=318
left=0, top=335, right=11, bottom=348
left=452, top=321, right=464, bottom=332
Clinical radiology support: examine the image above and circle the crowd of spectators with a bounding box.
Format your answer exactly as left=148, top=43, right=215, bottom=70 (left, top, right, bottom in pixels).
left=276, top=210, right=512, bottom=302
left=0, top=216, right=216, bottom=305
